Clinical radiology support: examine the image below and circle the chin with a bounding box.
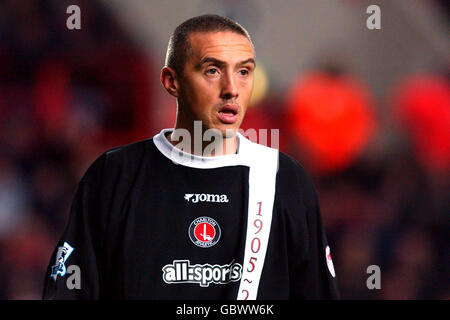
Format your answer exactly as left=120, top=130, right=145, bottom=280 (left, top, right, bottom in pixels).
left=202, top=122, right=237, bottom=138
left=203, top=128, right=235, bottom=139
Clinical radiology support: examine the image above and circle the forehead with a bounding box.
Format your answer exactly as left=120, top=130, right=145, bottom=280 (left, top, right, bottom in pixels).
left=187, top=31, right=254, bottom=63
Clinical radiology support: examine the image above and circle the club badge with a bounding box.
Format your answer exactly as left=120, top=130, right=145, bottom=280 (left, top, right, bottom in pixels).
left=325, top=245, right=336, bottom=278
left=188, top=216, right=221, bottom=248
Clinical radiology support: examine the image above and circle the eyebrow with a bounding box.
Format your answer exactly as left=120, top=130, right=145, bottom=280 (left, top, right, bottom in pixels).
left=199, top=57, right=256, bottom=68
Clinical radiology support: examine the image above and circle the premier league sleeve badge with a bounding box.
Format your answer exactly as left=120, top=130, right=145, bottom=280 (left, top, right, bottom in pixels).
left=50, top=242, right=74, bottom=281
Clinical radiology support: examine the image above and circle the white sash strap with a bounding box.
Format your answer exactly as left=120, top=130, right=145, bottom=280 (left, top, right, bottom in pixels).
left=237, top=146, right=278, bottom=300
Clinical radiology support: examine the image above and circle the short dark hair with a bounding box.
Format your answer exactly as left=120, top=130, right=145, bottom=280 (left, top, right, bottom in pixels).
left=165, top=14, right=253, bottom=76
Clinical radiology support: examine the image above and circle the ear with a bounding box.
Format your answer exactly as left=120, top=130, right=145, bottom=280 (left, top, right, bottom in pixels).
left=160, top=67, right=179, bottom=98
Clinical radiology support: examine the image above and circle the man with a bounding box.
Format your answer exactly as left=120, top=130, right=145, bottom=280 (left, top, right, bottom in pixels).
left=43, top=14, right=339, bottom=300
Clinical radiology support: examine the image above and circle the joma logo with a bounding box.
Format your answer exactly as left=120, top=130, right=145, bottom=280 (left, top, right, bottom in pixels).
left=184, top=193, right=229, bottom=203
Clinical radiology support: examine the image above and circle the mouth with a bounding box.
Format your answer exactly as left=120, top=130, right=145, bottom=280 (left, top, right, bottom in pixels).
left=217, top=104, right=239, bottom=124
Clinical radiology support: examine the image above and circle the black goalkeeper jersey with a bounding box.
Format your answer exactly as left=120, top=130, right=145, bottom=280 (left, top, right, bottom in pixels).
left=42, top=129, right=340, bottom=300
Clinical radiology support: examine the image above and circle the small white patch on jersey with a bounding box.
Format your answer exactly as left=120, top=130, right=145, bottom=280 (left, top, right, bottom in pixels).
left=184, top=194, right=194, bottom=202
left=325, top=246, right=336, bottom=278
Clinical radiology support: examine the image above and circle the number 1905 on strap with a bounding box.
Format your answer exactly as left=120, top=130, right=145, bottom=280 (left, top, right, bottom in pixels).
left=240, top=201, right=264, bottom=300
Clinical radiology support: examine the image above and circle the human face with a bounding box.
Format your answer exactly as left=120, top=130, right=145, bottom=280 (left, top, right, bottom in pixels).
left=176, top=31, right=255, bottom=137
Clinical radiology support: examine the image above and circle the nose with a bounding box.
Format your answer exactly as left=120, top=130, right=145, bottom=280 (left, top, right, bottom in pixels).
left=220, top=72, right=238, bottom=100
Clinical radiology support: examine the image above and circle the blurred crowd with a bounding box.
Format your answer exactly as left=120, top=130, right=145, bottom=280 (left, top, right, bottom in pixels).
left=0, top=0, right=448, bottom=299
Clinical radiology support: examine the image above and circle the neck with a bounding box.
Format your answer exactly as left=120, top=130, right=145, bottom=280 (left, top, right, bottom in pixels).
left=167, top=124, right=238, bottom=157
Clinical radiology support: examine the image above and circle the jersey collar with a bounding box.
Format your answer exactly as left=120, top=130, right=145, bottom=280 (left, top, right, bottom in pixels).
left=153, top=128, right=252, bottom=169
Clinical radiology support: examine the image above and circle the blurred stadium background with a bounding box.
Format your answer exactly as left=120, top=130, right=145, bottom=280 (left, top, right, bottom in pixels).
left=0, top=0, right=448, bottom=299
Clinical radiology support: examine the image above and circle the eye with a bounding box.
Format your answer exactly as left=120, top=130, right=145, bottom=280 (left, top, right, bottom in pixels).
left=206, top=68, right=218, bottom=75
left=239, top=69, right=249, bottom=76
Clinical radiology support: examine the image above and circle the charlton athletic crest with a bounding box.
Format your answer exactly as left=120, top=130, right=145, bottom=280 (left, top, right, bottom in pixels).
left=188, top=216, right=221, bottom=248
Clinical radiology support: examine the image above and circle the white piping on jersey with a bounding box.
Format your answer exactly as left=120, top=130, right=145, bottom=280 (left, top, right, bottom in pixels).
left=153, top=128, right=279, bottom=299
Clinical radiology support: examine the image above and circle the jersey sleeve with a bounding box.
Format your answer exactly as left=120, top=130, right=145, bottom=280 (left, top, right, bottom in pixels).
left=279, top=154, right=340, bottom=299
left=293, top=191, right=340, bottom=299
left=42, top=155, right=105, bottom=300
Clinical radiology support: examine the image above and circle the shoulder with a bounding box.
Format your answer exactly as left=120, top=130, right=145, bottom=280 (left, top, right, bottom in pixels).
left=241, top=136, right=316, bottom=204
left=104, top=138, right=152, bottom=163
left=80, top=138, right=153, bottom=185
left=276, top=151, right=318, bottom=208
left=277, top=151, right=307, bottom=177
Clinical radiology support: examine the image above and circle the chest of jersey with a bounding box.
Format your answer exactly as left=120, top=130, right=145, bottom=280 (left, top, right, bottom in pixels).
left=106, top=158, right=251, bottom=299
